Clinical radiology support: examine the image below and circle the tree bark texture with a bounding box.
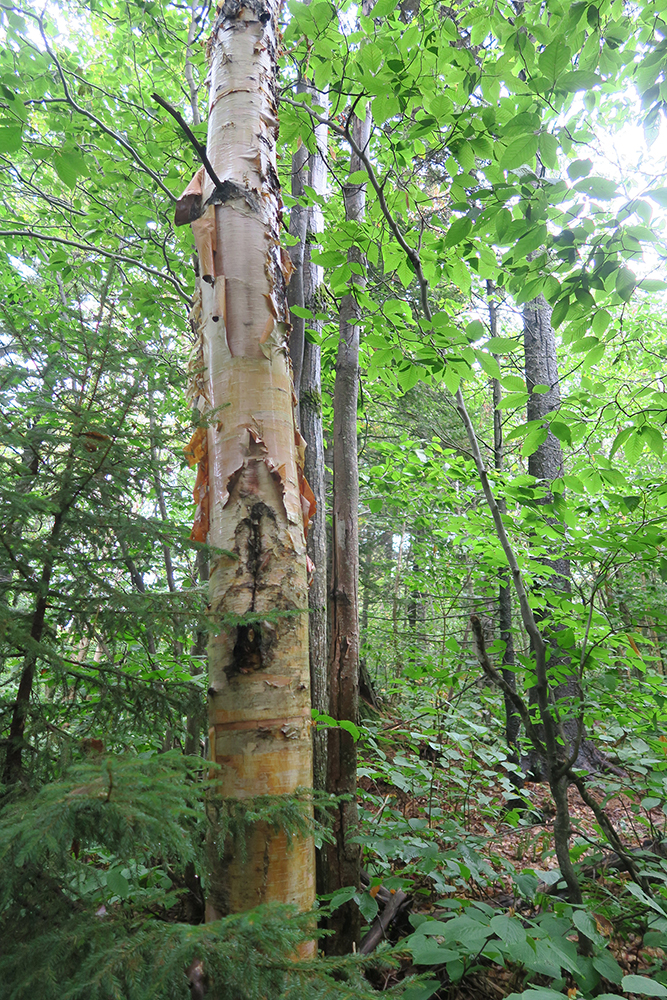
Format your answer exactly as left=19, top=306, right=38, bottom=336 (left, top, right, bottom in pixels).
left=288, top=93, right=329, bottom=795
left=325, top=102, right=372, bottom=955
left=3, top=512, right=61, bottom=786
left=523, top=295, right=587, bottom=771
left=177, top=0, right=315, bottom=924
left=489, top=286, right=519, bottom=751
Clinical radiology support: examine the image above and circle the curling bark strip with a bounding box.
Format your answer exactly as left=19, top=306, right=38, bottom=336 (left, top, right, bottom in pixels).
left=176, top=0, right=315, bottom=922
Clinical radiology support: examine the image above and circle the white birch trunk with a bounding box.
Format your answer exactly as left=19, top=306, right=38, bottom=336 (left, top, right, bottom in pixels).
left=179, top=0, right=315, bottom=922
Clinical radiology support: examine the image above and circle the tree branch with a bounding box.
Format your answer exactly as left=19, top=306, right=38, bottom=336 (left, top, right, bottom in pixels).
left=34, top=14, right=176, bottom=202
left=151, top=92, right=223, bottom=193
left=0, top=230, right=190, bottom=302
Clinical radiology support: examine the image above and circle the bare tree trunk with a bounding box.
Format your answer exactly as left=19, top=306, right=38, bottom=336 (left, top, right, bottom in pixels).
left=3, top=511, right=62, bottom=786
left=176, top=0, right=315, bottom=927
left=287, top=85, right=329, bottom=796
left=523, top=295, right=596, bottom=774
left=325, top=95, right=371, bottom=955
left=488, top=285, right=519, bottom=751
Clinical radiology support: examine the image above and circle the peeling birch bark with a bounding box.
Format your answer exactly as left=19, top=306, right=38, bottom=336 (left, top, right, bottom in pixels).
left=178, top=0, right=314, bottom=925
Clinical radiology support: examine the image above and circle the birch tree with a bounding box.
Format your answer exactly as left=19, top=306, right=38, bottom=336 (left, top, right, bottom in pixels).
left=177, top=0, right=316, bottom=920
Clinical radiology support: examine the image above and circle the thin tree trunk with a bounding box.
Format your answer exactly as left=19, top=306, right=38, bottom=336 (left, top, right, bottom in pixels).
left=176, top=0, right=314, bottom=926
left=302, top=165, right=328, bottom=798
left=287, top=121, right=310, bottom=416
left=184, top=0, right=202, bottom=127
left=392, top=524, right=406, bottom=673
left=523, top=295, right=583, bottom=772
left=3, top=512, right=62, bottom=786
left=325, top=93, right=371, bottom=955
left=287, top=82, right=329, bottom=796
left=488, top=284, right=519, bottom=751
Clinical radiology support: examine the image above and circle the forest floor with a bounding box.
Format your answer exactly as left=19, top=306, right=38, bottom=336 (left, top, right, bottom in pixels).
left=358, top=724, right=667, bottom=999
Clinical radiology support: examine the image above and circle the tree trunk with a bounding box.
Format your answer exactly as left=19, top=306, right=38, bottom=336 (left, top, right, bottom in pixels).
left=288, top=87, right=329, bottom=796
left=325, top=98, right=371, bottom=955
left=488, top=285, right=519, bottom=752
left=3, top=511, right=62, bottom=786
left=177, top=0, right=315, bottom=925
left=523, top=295, right=588, bottom=772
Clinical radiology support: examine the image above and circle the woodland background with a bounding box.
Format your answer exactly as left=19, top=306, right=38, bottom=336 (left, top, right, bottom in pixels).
left=2, top=0, right=667, bottom=998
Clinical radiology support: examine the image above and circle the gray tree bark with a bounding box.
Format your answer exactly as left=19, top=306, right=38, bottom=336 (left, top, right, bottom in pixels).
left=488, top=286, right=519, bottom=751
left=325, top=100, right=371, bottom=955
left=523, top=295, right=598, bottom=774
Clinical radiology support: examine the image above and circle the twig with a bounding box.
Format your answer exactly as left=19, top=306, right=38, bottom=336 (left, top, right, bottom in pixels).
left=0, top=230, right=190, bottom=302
left=34, top=15, right=176, bottom=202
left=470, top=615, right=547, bottom=758
left=151, top=92, right=223, bottom=193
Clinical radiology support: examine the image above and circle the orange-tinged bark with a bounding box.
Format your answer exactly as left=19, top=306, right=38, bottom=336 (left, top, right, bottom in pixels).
left=178, top=0, right=314, bottom=926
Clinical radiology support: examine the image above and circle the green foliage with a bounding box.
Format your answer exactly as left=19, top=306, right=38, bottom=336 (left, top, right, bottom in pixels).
left=3, top=0, right=667, bottom=995
left=0, top=753, right=408, bottom=999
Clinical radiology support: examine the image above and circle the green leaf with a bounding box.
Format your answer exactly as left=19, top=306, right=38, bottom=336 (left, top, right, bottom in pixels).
left=290, top=305, right=312, bottom=318
left=369, top=498, right=383, bottom=513
left=592, top=951, right=623, bottom=984
left=567, top=158, right=593, bottom=179
left=53, top=150, right=87, bottom=189
left=476, top=351, right=501, bottom=379
left=538, top=131, right=559, bottom=170
left=106, top=867, right=130, bottom=899
left=400, top=983, right=440, bottom=1000
left=550, top=421, right=571, bottom=445
left=610, top=426, right=632, bottom=458
left=339, top=719, right=360, bottom=741
left=521, top=427, right=548, bottom=457
left=443, top=365, right=461, bottom=395
left=0, top=125, right=22, bottom=153
left=573, top=176, right=618, bottom=200
left=624, top=431, right=643, bottom=464
left=490, top=914, right=526, bottom=945
left=648, top=188, right=667, bottom=208
left=486, top=337, right=519, bottom=354
left=538, top=41, right=571, bottom=80
left=330, top=886, right=357, bottom=910
left=347, top=170, right=369, bottom=184
left=369, top=0, right=399, bottom=16
left=551, top=297, right=570, bottom=328
left=513, top=224, right=547, bottom=260
left=466, top=320, right=485, bottom=340
left=396, top=365, right=422, bottom=392
left=497, top=391, right=529, bottom=410
left=357, top=891, right=379, bottom=923
left=445, top=216, right=473, bottom=247
left=410, top=937, right=459, bottom=966
left=572, top=909, right=602, bottom=943
left=571, top=336, right=599, bottom=354
left=615, top=266, right=636, bottom=301
left=641, top=425, right=664, bottom=457
left=592, top=310, right=611, bottom=335
left=501, top=375, right=525, bottom=391
left=559, top=71, right=602, bottom=91
left=506, top=990, right=565, bottom=1000
left=642, top=796, right=662, bottom=809
left=500, top=134, right=538, bottom=170
left=622, top=976, right=667, bottom=997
